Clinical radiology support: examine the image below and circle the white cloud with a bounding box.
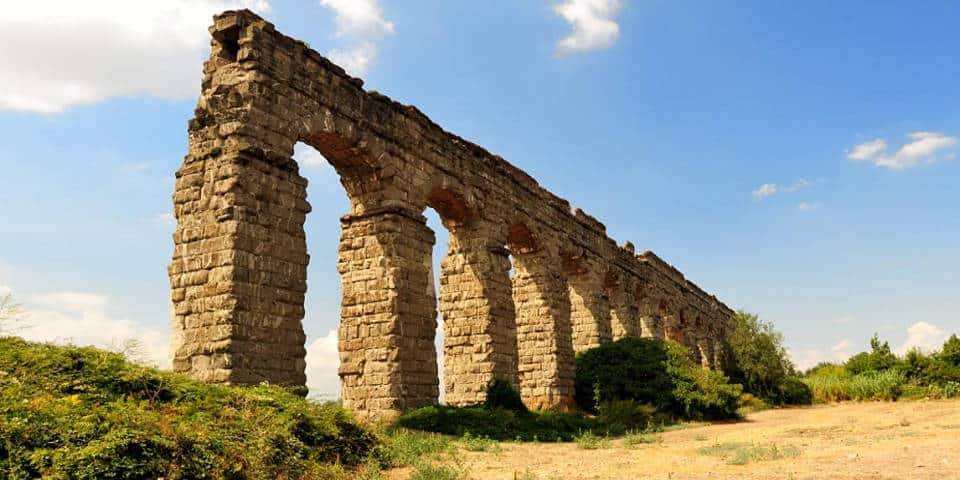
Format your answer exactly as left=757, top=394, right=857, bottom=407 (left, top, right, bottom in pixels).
left=831, top=339, right=853, bottom=363
left=752, top=183, right=778, bottom=200
left=752, top=178, right=816, bottom=201
left=305, top=328, right=340, bottom=400
left=553, top=0, right=624, bottom=55
left=0, top=0, right=270, bottom=114
left=898, top=321, right=948, bottom=354
left=783, top=178, right=812, bottom=193
left=797, top=202, right=817, bottom=211
left=18, top=290, right=169, bottom=367
left=847, top=132, right=958, bottom=169
left=788, top=348, right=824, bottom=372
left=318, top=0, right=393, bottom=76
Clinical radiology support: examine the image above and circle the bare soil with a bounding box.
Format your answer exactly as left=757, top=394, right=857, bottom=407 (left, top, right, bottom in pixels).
left=419, top=399, right=960, bottom=480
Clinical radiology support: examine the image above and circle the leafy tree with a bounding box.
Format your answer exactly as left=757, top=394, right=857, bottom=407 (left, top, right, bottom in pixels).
left=722, top=311, right=805, bottom=404
left=845, top=334, right=900, bottom=374
left=940, top=334, right=960, bottom=367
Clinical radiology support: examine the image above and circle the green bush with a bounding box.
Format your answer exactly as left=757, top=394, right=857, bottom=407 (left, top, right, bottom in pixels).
left=595, top=400, right=655, bottom=435
left=396, top=405, right=593, bottom=442
left=483, top=377, right=527, bottom=414
left=574, top=337, right=674, bottom=413
left=802, top=367, right=907, bottom=403
left=575, top=337, right=741, bottom=421
left=778, top=376, right=813, bottom=405
left=0, top=337, right=375, bottom=479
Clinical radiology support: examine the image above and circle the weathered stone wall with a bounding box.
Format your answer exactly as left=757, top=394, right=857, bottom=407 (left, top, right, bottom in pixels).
left=169, top=9, right=735, bottom=419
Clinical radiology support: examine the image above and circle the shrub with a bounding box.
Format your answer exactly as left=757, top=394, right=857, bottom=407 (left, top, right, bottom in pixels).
left=483, top=377, right=527, bottom=414
left=574, top=337, right=741, bottom=420
left=0, top=337, right=376, bottom=479
left=664, top=341, right=742, bottom=420
left=778, top=376, right=813, bottom=405
left=573, top=431, right=609, bottom=450
left=574, top=337, right=673, bottom=413
left=595, top=400, right=655, bottom=435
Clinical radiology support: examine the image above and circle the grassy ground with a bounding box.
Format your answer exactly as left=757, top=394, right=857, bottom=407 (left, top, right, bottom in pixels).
left=389, top=399, right=960, bottom=480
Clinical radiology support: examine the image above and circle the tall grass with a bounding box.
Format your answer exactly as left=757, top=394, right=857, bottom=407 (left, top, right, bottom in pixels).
left=802, top=369, right=906, bottom=403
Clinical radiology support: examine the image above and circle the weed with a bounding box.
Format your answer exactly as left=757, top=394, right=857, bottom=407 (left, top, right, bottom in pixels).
left=698, top=442, right=800, bottom=465
left=460, top=432, right=501, bottom=453
left=574, top=430, right=610, bottom=450
left=514, top=468, right=539, bottom=480
left=377, top=429, right=454, bottom=467
left=623, top=431, right=662, bottom=447
left=408, top=461, right=469, bottom=480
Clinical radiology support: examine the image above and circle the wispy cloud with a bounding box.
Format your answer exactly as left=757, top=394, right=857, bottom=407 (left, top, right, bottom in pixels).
left=848, top=132, right=958, bottom=169
left=897, top=321, right=948, bottom=354
left=752, top=183, right=778, bottom=200
left=0, top=0, right=270, bottom=114
left=797, top=202, right=817, bottom=211
left=752, top=178, right=815, bottom=201
left=788, top=348, right=823, bottom=372
left=318, top=0, right=394, bottom=76
left=553, top=0, right=624, bottom=55
left=831, top=339, right=853, bottom=363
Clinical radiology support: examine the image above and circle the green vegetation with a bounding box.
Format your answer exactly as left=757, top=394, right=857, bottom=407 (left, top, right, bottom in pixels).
left=573, top=430, right=610, bottom=450
left=801, top=333, right=960, bottom=403
left=622, top=431, right=662, bottom=447
left=458, top=432, right=501, bottom=453
left=397, top=404, right=594, bottom=442
left=697, top=442, right=800, bottom=465
left=722, top=311, right=812, bottom=406
left=576, top=337, right=742, bottom=420
left=0, top=336, right=376, bottom=479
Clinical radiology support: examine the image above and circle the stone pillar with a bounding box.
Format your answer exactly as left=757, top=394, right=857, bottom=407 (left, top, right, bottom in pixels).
left=514, top=250, right=575, bottom=410
left=169, top=28, right=311, bottom=389
left=439, top=231, right=518, bottom=406
left=567, top=262, right=612, bottom=353
left=608, top=277, right=639, bottom=340
left=337, top=208, right=439, bottom=418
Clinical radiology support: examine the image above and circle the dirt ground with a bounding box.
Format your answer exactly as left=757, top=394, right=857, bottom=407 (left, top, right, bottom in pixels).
left=429, top=399, right=960, bottom=480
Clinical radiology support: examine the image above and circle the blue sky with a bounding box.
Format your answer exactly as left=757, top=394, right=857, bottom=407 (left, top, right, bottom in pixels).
left=1, top=0, right=958, bottom=397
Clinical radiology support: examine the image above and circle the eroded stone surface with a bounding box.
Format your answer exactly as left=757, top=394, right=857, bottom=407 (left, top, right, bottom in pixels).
left=169, top=9, right=735, bottom=419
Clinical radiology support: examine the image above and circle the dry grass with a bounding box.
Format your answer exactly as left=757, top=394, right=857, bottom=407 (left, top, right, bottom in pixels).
left=396, top=399, right=960, bottom=480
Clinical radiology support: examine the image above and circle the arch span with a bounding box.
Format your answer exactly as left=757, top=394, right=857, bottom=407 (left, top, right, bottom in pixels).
left=169, top=10, right=734, bottom=419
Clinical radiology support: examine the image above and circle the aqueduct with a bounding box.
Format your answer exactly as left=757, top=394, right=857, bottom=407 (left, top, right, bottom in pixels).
left=169, top=10, right=734, bottom=419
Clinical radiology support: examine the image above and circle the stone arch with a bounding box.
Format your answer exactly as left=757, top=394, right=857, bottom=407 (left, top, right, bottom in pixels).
left=169, top=10, right=733, bottom=420
left=425, top=188, right=522, bottom=406
left=507, top=222, right=575, bottom=410
left=563, top=249, right=613, bottom=353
